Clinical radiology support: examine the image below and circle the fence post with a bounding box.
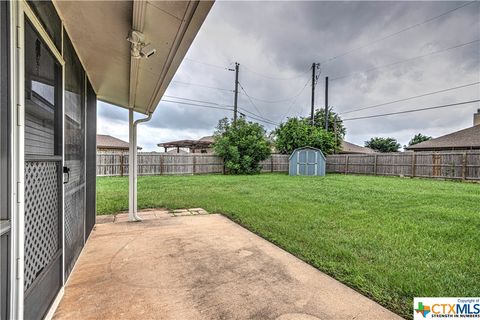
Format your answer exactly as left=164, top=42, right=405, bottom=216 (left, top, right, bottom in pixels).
left=345, top=155, right=349, bottom=174
left=433, top=153, right=440, bottom=177
left=374, top=154, right=378, bottom=175
left=160, top=155, right=164, bottom=175
left=120, top=154, right=125, bottom=177
left=193, top=155, right=196, bottom=174
left=411, top=153, right=416, bottom=178
left=120, top=153, right=125, bottom=177
left=271, top=156, right=274, bottom=173
left=462, top=152, right=467, bottom=180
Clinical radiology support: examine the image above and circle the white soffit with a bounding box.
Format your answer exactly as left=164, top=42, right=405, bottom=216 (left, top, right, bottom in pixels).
left=54, top=0, right=214, bottom=115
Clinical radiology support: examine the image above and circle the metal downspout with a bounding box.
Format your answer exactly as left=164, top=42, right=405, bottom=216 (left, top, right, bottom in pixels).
left=128, top=110, right=152, bottom=222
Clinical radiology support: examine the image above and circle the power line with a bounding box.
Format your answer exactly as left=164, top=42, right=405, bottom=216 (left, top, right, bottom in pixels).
left=238, top=107, right=280, bottom=126
left=238, top=81, right=265, bottom=117
left=184, top=58, right=229, bottom=70
left=171, top=81, right=234, bottom=92
left=163, top=96, right=279, bottom=126
left=331, top=39, right=480, bottom=81
left=242, top=64, right=311, bottom=81
left=164, top=95, right=233, bottom=108
left=245, top=116, right=279, bottom=127
left=343, top=99, right=480, bottom=121
left=340, top=81, right=480, bottom=115
left=238, top=84, right=314, bottom=104
left=161, top=99, right=233, bottom=112
left=169, top=77, right=309, bottom=123
left=320, top=0, right=477, bottom=64
left=281, top=78, right=311, bottom=120
left=185, top=56, right=311, bottom=82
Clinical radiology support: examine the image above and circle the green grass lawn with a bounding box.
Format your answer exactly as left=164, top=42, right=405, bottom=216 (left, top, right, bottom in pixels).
left=97, top=173, right=480, bottom=318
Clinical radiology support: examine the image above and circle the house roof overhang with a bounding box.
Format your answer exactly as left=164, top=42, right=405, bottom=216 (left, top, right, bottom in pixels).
left=53, top=0, right=214, bottom=115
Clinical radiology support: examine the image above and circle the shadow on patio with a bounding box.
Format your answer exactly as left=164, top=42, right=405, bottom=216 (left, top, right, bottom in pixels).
left=53, top=210, right=401, bottom=320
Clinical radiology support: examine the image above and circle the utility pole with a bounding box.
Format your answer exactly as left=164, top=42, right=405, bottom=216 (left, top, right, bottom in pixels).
left=233, top=62, right=240, bottom=122
left=325, top=76, right=329, bottom=131
left=333, top=113, right=338, bottom=153
left=310, top=63, right=316, bottom=125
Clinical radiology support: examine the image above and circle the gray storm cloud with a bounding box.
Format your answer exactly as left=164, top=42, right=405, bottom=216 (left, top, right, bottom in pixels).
left=98, top=1, right=480, bottom=151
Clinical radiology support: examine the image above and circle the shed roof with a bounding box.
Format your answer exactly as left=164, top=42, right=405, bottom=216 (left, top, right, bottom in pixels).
left=289, top=147, right=326, bottom=160
left=97, top=134, right=142, bottom=150
left=405, top=125, right=480, bottom=151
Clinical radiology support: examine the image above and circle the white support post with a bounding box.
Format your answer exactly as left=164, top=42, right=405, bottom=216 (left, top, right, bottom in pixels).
left=128, top=109, right=152, bottom=222
left=128, top=109, right=141, bottom=221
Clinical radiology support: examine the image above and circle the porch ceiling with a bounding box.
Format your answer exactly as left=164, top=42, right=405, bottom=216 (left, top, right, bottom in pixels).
left=53, top=0, right=213, bottom=115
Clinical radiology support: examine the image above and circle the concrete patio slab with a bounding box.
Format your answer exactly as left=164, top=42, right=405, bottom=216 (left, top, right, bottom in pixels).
left=53, top=211, right=402, bottom=320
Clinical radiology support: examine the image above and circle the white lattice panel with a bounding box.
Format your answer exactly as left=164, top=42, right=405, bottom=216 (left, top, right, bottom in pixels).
left=24, top=161, right=59, bottom=291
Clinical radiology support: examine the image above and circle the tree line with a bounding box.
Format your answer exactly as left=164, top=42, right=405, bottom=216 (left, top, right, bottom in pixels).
left=213, top=109, right=432, bottom=174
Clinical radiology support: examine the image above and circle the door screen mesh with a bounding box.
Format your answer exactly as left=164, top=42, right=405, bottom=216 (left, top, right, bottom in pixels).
left=24, top=161, right=59, bottom=291
left=63, top=31, right=85, bottom=279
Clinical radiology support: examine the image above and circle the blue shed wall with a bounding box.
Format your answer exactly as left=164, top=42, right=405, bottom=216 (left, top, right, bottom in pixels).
left=288, top=152, right=297, bottom=175
left=288, top=148, right=326, bottom=176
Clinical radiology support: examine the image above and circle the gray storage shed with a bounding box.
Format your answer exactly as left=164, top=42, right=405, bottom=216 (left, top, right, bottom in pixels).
left=289, top=147, right=326, bottom=176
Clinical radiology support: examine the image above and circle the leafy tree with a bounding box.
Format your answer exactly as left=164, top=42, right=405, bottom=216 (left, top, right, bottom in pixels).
left=273, top=117, right=336, bottom=155
left=213, top=117, right=271, bottom=174
left=406, top=133, right=432, bottom=147
left=312, top=108, right=346, bottom=148
left=365, top=137, right=400, bottom=153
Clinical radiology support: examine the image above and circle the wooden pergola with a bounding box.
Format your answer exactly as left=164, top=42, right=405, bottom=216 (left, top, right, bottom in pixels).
left=158, top=139, right=213, bottom=153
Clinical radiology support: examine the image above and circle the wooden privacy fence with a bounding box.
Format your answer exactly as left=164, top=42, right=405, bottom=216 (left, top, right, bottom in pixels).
left=97, top=153, right=290, bottom=176
left=326, top=151, right=480, bottom=180
left=98, top=151, right=480, bottom=180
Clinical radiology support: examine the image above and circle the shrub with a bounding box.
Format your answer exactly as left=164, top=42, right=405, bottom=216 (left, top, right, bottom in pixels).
left=273, top=117, right=336, bottom=155
left=365, top=137, right=400, bottom=152
left=213, top=117, right=271, bottom=174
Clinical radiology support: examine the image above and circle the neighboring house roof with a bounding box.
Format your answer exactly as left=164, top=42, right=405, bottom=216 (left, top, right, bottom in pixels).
left=97, top=134, right=142, bottom=150
left=405, top=125, right=480, bottom=151
left=199, top=135, right=214, bottom=143
left=339, top=141, right=375, bottom=154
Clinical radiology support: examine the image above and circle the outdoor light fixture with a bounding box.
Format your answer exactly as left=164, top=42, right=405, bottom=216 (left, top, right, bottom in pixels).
left=127, top=30, right=156, bottom=59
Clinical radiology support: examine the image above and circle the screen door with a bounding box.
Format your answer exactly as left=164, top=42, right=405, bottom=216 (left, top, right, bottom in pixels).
left=23, top=18, right=63, bottom=320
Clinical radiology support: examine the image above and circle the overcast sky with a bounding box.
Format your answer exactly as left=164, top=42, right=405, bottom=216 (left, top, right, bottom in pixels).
left=98, top=1, right=480, bottom=151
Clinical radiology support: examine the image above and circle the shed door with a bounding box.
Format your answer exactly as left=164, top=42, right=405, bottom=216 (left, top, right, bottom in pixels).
left=24, top=19, right=63, bottom=320
left=297, top=150, right=318, bottom=176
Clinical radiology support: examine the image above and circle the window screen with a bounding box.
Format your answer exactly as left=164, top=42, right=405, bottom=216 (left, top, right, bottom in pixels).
left=26, top=1, right=62, bottom=51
